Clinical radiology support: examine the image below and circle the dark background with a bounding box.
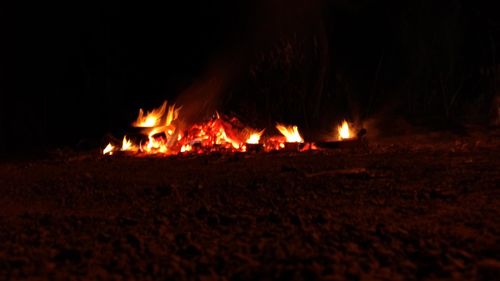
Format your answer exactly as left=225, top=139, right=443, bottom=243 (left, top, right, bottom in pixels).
left=0, top=0, right=499, bottom=153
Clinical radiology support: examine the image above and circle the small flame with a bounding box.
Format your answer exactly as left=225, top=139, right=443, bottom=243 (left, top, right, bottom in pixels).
left=216, top=128, right=240, bottom=149
left=121, top=136, right=137, bottom=152
left=103, top=143, right=115, bottom=155
left=246, top=130, right=265, bottom=144
left=338, top=120, right=352, bottom=140
left=130, top=102, right=183, bottom=153
left=276, top=123, right=304, bottom=143
left=165, top=104, right=182, bottom=127
left=133, top=101, right=167, bottom=128
left=143, top=134, right=168, bottom=154
left=181, top=144, right=192, bottom=153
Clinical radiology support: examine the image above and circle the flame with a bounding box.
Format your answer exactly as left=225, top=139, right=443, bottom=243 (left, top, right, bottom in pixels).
left=143, top=134, right=169, bottom=154
left=181, top=144, right=192, bottom=153
left=132, top=101, right=167, bottom=128
left=215, top=127, right=240, bottom=149
left=105, top=100, right=321, bottom=156
left=246, top=130, right=265, bottom=144
left=276, top=123, right=304, bottom=143
left=131, top=102, right=183, bottom=154
left=165, top=104, right=182, bottom=127
left=121, top=136, right=138, bottom=152
left=191, top=114, right=243, bottom=149
left=338, top=120, right=352, bottom=140
left=103, top=143, right=115, bottom=155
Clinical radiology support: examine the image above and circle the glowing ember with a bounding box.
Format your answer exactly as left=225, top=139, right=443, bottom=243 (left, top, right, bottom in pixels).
left=276, top=123, right=304, bottom=143
left=246, top=130, right=265, bottom=144
left=338, top=120, right=353, bottom=140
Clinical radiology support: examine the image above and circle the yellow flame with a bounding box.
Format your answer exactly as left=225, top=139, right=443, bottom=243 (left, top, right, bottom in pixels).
left=132, top=101, right=167, bottom=128
left=142, top=133, right=168, bottom=154
left=181, top=144, right=192, bottom=153
left=103, top=143, right=115, bottom=155
left=246, top=130, right=265, bottom=144
left=121, top=136, right=137, bottom=152
left=276, top=123, right=304, bottom=143
left=133, top=102, right=182, bottom=151
left=165, top=104, right=182, bottom=127
left=338, top=120, right=352, bottom=140
left=216, top=128, right=240, bottom=149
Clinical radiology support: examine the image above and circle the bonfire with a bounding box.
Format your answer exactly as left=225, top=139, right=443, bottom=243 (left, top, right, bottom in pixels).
left=103, top=101, right=361, bottom=156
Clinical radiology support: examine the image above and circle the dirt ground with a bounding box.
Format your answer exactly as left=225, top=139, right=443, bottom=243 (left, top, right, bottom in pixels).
left=0, top=130, right=499, bottom=280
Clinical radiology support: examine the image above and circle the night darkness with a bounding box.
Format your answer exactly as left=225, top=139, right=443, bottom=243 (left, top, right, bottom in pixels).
left=1, top=0, right=499, bottom=152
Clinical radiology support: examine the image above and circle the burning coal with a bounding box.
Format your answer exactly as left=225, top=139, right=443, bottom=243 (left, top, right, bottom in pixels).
left=103, top=100, right=360, bottom=156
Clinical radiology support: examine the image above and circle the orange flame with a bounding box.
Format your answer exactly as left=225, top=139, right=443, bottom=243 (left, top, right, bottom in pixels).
left=103, top=143, right=115, bottom=155
left=338, top=120, right=353, bottom=140
left=246, top=130, right=265, bottom=144
left=121, top=136, right=138, bottom=152
left=105, top=100, right=322, bottom=156
left=132, top=101, right=167, bottom=128
left=165, top=104, right=182, bottom=127
left=180, top=144, right=192, bottom=153
left=276, top=123, right=304, bottom=143
left=215, top=127, right=241, bottom=149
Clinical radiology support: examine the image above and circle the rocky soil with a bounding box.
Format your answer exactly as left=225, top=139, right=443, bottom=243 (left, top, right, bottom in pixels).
left=0, top=131, right=499, bottom=280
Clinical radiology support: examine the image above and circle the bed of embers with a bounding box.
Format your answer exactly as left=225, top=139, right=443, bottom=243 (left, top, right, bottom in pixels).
left=0, top=112, right=499, bottom=280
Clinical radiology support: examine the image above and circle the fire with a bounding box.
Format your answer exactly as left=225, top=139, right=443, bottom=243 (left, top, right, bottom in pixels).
left=103, top=143, right=115, bottom=155
left=130, top=101, right=183, bottom=154
left=246, top=130, right=265, bottom=144
left=143, top=135, right=169, bottom=154
left=165, top=104, right=181, bottom=127
left=103, top=101, right=361, bottom=156
left=276, top=123, right=304, bottom=143
left=180, top=144, right=192, bottom=153
left=121, top=136, right=132, bottom=151
left=338, top=120, right=353, bottom=140
left=133, top=101, right=167, bottom=128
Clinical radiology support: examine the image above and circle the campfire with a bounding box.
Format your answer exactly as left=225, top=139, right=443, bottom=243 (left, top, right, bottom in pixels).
left=103, top=101, right=363, bottom=156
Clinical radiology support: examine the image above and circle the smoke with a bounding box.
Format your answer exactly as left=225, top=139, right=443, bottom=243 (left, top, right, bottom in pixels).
left=173, top=0, right=330, bottom=129
left=174, top=54, right=241, bottom=125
